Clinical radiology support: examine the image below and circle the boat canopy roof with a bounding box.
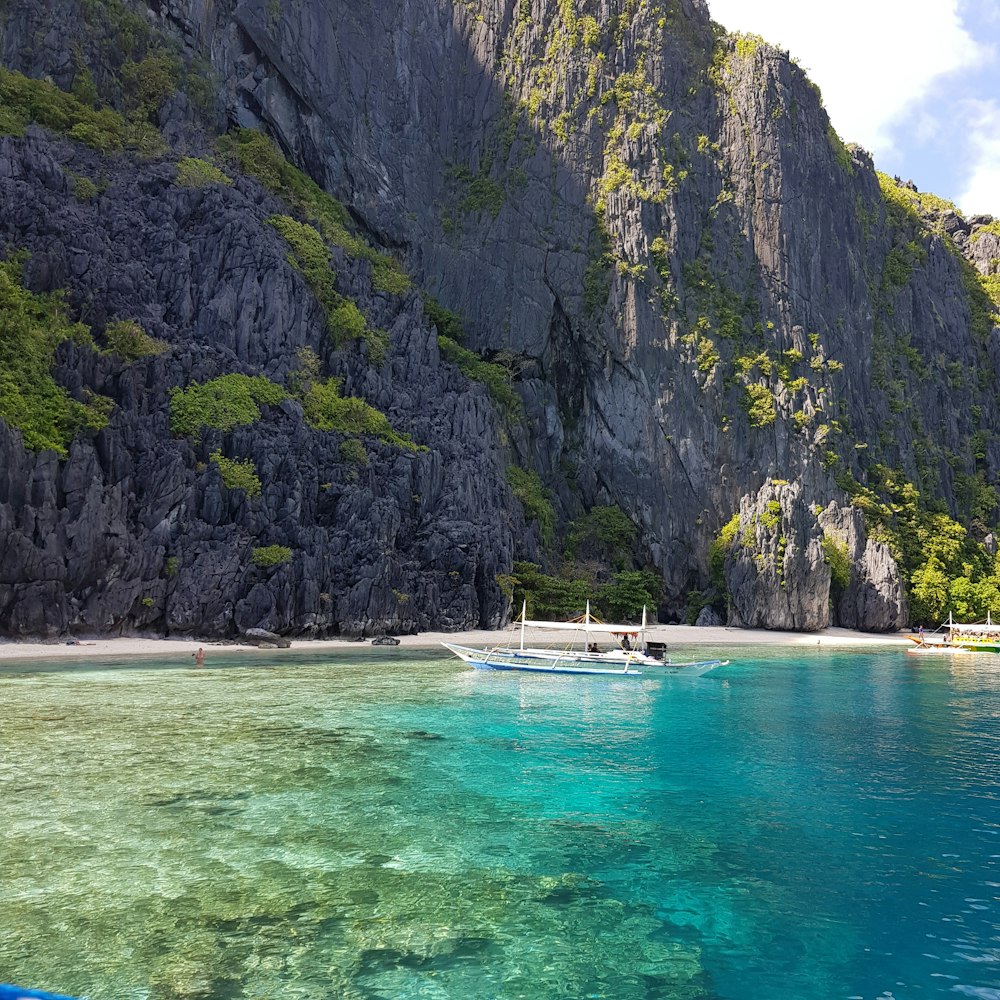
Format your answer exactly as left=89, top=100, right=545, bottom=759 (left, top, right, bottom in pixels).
left=521, top=618, right=644, bottom=634
left=944, top=611, right=1000, bottom=634
left=518, top=601, right=647, bottom=635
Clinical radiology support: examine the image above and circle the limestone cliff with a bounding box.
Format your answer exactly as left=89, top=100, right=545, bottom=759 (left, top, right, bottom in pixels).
left=0, top=131, right=520, bottom=636
left=1, top=0, right=998, bottom=635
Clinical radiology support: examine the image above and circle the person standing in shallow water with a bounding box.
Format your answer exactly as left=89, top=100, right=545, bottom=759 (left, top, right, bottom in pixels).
left=193, top=647, right=206, bottom=667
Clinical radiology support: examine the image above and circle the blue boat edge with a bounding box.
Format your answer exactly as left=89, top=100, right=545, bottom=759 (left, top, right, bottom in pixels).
left=0, top=986, right=80, bottom=1000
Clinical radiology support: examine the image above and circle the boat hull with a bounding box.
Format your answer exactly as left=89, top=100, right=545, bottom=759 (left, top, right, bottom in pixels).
left=905, top=645, right=972, bottom=655
left=442, top=643, right=726, bottom=676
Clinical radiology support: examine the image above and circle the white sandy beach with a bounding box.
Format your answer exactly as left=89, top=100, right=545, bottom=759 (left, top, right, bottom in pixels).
left=0, top=624, right=913, bottom=662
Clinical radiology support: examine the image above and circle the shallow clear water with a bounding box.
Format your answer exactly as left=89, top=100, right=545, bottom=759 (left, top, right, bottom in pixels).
left=3, top=646, right=1000, bottom=1000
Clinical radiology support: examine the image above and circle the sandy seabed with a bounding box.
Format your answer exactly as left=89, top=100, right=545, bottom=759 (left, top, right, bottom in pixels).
left=0, top=624, right=913, bottom=663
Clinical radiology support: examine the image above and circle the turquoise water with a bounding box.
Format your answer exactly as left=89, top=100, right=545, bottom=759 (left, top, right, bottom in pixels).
left=3, top=647, right=1000, bottom=999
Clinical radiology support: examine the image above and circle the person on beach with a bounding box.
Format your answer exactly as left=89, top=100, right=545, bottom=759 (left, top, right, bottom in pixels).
left=193, top=647, right=206, bottom=667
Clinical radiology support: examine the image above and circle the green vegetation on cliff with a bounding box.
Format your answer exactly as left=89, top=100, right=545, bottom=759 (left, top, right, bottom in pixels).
left=971, top=221, right=1000, bottom=242
left=837, top=463, right=1000, bottom=624
left=220, top=129, right=409, bottom=295
left=958, top=258, right=1000, bottom=342
left=285, top=347, right=421, bottom=451
left=120, top=49, right=178, bottom=124
left=710, top=513, right=742, bottom=587
left=565, top=504, right=636, bottom=566
left=0, top=254, right=113, bottom=454
left=451, top=159, right=506, bottom=217
left=438, top=337, right=522, bottom=418
left=175, top=157, right=231, bottom=188
left=583, top=222, right=614, bottom=317
left=421, top=296, right=465, bottom=342
left=251, top=545, right=293, bottom=568
left=743, top=383, right=776, bottom=427
left=267, top=214, right=388, bottom=365
left=168, top=347, right=421, bottom=456
left=0, top=66, right=163, bottom=155
left=507, top=466, right=555, bottom=545
left=209, top=451, right=262, bottom=497
left=71, top=0, right=218, bottom=138
left=681, top=261, right=751, bottom=341
left=820, top=534, right=851, bottom=591
left=169, top=374, right=288, bottom=437
left=301, top=377, right=422, bottom=451
left=877, top=173, right=1000, bottom=339
left=103, top=319, right=167, bottom=361
left=877, top=172, right=961, bottom=227
left=424, top=296, right=523, bottom=418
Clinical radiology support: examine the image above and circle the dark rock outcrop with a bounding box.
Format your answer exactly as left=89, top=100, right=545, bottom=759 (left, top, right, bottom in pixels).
left=694, top=606, right=724, bottom=628
left=243, top=628, right=291, bottom=648
left=0, top=132, right=522, bottom=637
left=818, top=504, right=907, bottom=632
left=724, top=481, right=830, bottom=631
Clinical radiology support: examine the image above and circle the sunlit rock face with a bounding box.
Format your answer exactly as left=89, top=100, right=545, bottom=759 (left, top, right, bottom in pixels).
left=722, top=481, right=830, bottom=632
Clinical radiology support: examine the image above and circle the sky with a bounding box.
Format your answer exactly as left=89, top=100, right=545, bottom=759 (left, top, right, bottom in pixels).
left=706, top=0, right=1000, bottom=219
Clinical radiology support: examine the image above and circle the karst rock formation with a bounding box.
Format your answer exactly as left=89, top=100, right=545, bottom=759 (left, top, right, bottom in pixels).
left=1, top=0, right=998, bottom=636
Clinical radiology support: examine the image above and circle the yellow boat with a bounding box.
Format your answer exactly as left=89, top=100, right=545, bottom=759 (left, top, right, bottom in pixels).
left=907, top=614, right=1000, bottom=653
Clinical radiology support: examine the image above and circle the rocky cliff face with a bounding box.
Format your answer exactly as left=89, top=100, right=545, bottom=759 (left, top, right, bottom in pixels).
left=724, top=481, right=829, bottom=632
left=1, top=0, right=998, bottom=635
left=0, top=131, right=520, bottom=636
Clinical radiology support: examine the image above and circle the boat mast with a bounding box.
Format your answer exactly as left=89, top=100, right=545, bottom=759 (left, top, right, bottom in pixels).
left=520, top=599, right=526, bottom=651
left=585, top=600, right=590, bottom=652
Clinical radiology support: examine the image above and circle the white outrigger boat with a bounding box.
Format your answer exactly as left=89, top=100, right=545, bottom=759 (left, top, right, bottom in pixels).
left=442, top=602, right=728, bottom=677
left=907, top=612, right=1000, bottom=654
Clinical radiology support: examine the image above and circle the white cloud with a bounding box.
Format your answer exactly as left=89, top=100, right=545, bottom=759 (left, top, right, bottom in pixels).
left=957, top=100, right=1000, bottom=217
left=706, top=0, right=985, bottom=156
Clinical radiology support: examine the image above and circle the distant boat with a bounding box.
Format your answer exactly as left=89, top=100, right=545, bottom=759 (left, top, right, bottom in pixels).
left=442, top=601, right=728, bottom=677
left=907, top=612, right=1000, bottom=654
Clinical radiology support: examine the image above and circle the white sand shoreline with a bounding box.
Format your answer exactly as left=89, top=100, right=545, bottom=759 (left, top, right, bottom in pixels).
left=0, top=625, right=913, bottom=662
